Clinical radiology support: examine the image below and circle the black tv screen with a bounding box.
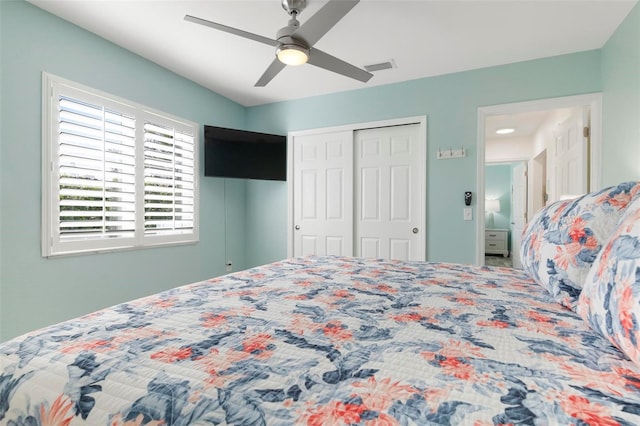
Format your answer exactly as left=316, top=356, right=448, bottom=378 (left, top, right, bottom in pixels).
left=204, top=125, right=287, bottom=181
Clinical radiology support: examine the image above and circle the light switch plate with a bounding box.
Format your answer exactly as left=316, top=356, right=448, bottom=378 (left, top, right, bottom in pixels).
left=463, top=207, right=472, bottom=221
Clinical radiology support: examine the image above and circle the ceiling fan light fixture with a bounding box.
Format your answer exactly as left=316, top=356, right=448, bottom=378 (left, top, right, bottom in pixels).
left=277, top=44, right=309, bottom=66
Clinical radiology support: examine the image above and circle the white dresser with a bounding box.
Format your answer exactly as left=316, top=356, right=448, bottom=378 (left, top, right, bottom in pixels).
left=485, top=228, right=509, bottom=257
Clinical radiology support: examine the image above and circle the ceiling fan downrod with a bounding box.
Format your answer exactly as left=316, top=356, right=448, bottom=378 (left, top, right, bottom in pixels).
left=281, top=0, right=308, bottom=16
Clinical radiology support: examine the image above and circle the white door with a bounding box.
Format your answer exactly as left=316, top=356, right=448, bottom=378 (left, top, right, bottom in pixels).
left=354, top=124, right=425, bottom=261
left=511, top=162, right=527, bottom=269
left=292, top=131, right=353, bottom=256
left=552, top=107, right=589, bottom=202
left=528, top=149, right=547, bottom=215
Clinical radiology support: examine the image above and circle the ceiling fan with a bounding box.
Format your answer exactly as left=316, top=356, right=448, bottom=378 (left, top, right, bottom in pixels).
left=185, top=0, right=373, bottom=87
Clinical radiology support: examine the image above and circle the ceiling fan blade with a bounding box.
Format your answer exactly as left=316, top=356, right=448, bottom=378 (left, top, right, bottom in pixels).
left=308, top=49, right=373, bottom=83
left=294, top=0, right=359, bottom=46
left=184, top=15, right=278, bottom=47
left=255, top=59, right=287, bottom=87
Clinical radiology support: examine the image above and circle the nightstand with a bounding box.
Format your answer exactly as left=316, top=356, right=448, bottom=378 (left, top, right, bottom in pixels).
left=485, top=229, right=509, bottom=257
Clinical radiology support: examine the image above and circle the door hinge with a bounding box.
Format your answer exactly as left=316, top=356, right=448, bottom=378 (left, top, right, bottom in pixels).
left=583, top=126, right=590, bottom=138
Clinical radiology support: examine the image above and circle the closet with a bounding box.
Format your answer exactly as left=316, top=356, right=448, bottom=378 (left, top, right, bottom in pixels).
left=288, top=117, right=427, bottom=261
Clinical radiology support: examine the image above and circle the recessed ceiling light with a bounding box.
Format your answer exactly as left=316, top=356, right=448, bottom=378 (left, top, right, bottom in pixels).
left=496, top=128, right=515, bottom=135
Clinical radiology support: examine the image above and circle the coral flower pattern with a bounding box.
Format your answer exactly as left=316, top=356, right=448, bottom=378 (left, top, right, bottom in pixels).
left=2, top=256, right=640, bottom=424
left=578, top=195, right=640, bottom=367
left=521, top=181, right=640, bottom=311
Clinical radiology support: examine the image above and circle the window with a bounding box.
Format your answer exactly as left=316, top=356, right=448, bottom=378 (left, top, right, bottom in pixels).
left=42, top=73, right=198, bottom=257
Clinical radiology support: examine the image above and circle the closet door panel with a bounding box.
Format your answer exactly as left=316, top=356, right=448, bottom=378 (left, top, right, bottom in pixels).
left=355, top=124, right=424, bottom=261
left=290, top=119, right=425, bottom=262
left=292, top=131, right=353, bottom=257
left=390, top=239, right=410, bottom=260
left=326, top=236, right=344, bottom=256
left=390, top=166, right=410, bottom=221
left=360, top=237, right=380, bottom=259
left=301, top=170, right=318, bottom=219
left=301, top=235, right=318, bottom=256
left=360, top=167, right=381, bottom=220
left=326, top=168, right=344, bottom=220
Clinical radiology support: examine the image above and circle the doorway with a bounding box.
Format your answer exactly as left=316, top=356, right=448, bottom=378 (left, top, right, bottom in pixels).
left=476, top=93, right=602, bottom=266
left=484, top=162, right=520, bottom=268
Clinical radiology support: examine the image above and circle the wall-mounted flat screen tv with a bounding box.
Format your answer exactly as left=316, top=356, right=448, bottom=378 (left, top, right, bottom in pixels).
left=204, top=125, right=287, bottom=181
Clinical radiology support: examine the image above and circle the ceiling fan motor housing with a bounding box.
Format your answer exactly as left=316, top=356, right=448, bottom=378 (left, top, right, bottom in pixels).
left=276, top=23, right=309, bottom=52
left=276, top=40, right=309, bottom=59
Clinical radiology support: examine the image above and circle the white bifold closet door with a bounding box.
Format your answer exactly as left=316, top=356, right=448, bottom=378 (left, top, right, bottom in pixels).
left=291, top=123, right=425, bottom=261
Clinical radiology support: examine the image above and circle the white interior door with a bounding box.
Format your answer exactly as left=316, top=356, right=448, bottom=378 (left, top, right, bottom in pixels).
left=354, top=124, right=425, bottom=261
left=528, top=149, right=547, bottom=215
left=292, top=131, right=353, bottom=256
left=511, top=162, right=527, bottom=269
left=552, top=107, right=588, bottom=201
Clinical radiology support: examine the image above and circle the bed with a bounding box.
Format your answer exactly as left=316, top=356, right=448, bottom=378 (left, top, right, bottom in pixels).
left=3, top=182, right=640, bottom=425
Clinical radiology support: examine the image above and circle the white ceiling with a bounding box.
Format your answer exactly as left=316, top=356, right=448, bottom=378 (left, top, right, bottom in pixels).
left=486, top=110, right=553, bottom=141
left=27, top=0, right=637, bottom=107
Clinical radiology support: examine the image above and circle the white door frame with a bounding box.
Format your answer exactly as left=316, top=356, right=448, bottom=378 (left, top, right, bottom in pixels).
left=287, top=116, right=428, bottom=258
left=511, top=161, right=528, bottom=269
left=476, top=93, right=602, bottom=266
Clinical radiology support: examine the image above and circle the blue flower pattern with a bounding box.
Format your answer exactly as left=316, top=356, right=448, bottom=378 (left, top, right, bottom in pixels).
left=2, top=256, right=640, bottom=424
left=521, top=182, right=640, bottom=311
left=579, top=195, right=640, bottom=367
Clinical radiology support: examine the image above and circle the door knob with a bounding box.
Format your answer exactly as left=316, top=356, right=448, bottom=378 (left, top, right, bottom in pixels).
left=295, top=225, right=300, bottom=230
left=412, top=227, right=419, bottom=234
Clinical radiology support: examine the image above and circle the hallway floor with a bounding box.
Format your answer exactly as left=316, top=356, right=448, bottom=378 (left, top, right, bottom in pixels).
left=485, top=254, right=513, bottom=268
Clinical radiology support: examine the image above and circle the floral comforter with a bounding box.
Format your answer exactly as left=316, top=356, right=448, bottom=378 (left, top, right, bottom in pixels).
left=2, top=256, right=640, bottom=425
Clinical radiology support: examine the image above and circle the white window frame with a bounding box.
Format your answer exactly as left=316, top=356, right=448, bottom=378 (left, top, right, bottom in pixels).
left=42, top=72, right=199, bottom=257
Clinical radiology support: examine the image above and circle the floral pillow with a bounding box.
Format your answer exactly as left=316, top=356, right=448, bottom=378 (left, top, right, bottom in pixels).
left=577, top=195, right=640, bottom=366
left=520, top=181, right=640, bottom=311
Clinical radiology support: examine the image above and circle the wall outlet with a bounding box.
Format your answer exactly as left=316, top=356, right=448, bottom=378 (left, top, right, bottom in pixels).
left=225, top=261, right=232, bottom=272
left=463, top=207, right=473, bottom=221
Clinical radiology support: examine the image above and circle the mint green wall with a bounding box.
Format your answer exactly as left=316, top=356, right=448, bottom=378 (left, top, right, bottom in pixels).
left=2, top=0, right=638, bottom=342
left=485, top=164, right=512, bottom=232
left=244, top=181, right=289, bottom=267
left=602, top=2, right=640, bottom=185
left=245, top=51, right=603, bottom=266
left=0, top=1, right=247, bottom=341
left=221, top=179, right=248, bottom=273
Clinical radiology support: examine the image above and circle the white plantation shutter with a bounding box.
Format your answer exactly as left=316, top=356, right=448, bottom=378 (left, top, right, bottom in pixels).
left=43, top=73, right=198, bottom=257
left=143, top=119, right=195, bottom=236
left=58, top=96, right=137, bottom=241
